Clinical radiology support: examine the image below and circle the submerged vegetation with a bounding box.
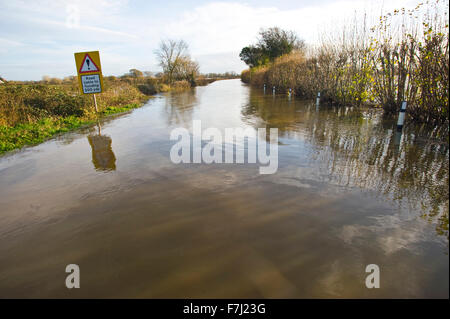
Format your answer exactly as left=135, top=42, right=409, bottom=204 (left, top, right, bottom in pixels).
left=241, top=0, right=449, bottom=127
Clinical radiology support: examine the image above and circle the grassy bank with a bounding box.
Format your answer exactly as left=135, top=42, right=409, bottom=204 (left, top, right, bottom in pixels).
left=241, top=0, right=449, bottom=127
left=0, top=102, right=144, bottom=154
left=0, top=116, right=91, bottom=154
left=0, top=72, right=229, bottom=155
left=0, top=102, right=145, bottom=155
left=0, top=74, right=152, bottom=155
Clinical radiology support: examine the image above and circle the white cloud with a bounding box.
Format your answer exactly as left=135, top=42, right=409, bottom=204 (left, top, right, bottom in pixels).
left=195, top=51, right=247, bottom=74
left=0, top=0, right=424, bottom=80
left=163, top=0, right=419, bottom=55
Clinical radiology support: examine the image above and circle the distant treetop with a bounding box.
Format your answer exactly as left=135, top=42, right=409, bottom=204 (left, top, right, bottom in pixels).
left=239, top=27, right=305, bottom=67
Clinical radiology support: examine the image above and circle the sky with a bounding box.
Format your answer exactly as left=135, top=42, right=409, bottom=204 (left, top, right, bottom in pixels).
left=0, top=0, right=422, bottom=80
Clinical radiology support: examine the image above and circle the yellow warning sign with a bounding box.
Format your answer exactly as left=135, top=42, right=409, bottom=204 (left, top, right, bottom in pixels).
left=74, top=51, right=104, bottom=94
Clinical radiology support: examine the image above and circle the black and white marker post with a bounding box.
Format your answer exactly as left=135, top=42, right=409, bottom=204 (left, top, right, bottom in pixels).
left=397, top=101, right=407, bottom=131
left=393, top=129, right=403, bottom=153
left=316, top=92, right=320, bottom=107
left=264, top=83, right=266, bottom=94
left=273, top=86, right=276, bottom=95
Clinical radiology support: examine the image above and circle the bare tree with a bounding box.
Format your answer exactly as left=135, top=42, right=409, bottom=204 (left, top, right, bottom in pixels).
left=174, top=57, right=199, bottom=84
left=154, top=39, right=189, bottom=85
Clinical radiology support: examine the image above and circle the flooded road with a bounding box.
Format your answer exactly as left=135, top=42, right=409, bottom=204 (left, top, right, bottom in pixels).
left=0, top=79, right=448, bottom=298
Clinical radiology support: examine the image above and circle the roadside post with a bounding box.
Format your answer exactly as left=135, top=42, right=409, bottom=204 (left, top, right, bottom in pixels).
left=316, top=92, right=320, bottom=107
left=393, top=129, right=403, bottom=152
left=397, top=101, right=407, bottom=131
left=74, top=51, right=103, bottom=113
left=93, top=94, right=98, bottom=113
left=264, top=83, right=266, bottom=94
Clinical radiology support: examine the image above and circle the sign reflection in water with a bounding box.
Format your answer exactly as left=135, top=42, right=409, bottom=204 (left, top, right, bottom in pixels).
left=87, top=122, right=116, bottom=171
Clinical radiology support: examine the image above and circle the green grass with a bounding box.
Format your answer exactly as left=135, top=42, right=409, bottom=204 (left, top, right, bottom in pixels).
left=100, top=103, right=142, bottom=115
left=0, top=103, right=143, bottom=155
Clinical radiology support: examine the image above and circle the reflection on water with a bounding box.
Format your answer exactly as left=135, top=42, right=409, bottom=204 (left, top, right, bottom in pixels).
left=87, top=123, right=116, bottom=171
left=163, top=89, right=197, bottom=127
left=0, top=79, right=448, bottom=298
left=243, top=91, right=449, bottom=239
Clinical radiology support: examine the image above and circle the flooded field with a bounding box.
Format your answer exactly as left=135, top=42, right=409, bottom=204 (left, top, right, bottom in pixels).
left=0, top=79, right=448, bottom=298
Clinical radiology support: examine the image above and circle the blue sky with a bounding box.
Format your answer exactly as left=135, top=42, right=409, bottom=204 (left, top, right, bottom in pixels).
left=0, top=0, right=419, bottom=80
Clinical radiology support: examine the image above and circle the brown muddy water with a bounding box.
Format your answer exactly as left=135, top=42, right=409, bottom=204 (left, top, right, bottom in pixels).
left=0, top=79, right=448, bottom=298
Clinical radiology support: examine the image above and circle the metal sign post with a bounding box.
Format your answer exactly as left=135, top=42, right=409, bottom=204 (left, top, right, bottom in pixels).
left=93, top=94, right=98, bottom=113
left=74, top=51, right=104, bottom=113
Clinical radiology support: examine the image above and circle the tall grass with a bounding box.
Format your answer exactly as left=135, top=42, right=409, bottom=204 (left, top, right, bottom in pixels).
left=368, top=1, right=449, bottom=122
left=241, top=0, right=449, bottom=126
left=0, top=78, right=147, bottom=127
left=0, top=77, right=151, bottom=154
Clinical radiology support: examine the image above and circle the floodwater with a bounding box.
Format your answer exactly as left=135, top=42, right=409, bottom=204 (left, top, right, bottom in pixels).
left=0, top=79, right=448, bottom=298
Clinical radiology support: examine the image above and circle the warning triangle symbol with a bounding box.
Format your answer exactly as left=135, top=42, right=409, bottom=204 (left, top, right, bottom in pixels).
left=79, top=54, right=99, bottom=73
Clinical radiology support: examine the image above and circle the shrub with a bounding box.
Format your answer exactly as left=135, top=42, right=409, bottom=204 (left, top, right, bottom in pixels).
left=241, top=69, right=251, bottom=83
left=240, top=0, right=449, bottom=125
left=172, top=80, right=191, bottom=90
